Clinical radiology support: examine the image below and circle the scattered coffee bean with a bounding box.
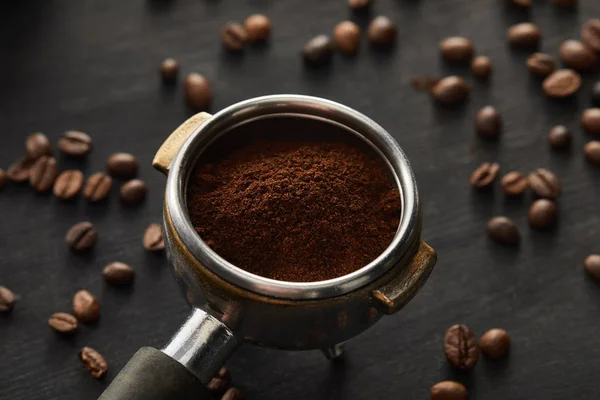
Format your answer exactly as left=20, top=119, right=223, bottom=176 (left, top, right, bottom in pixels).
left=542, top=69, right=581, bottom=98
left=559, top=40, right=598, bottom=71
left=501, top=171, right=529, bottom=196
left=222, top=388, right=244, bottom=400
left=430, top=381, right=468, bottom=400
left=528, top=168, right=561, bottom=199
left=66, top=221, right=98, bottom=251
left=431, top=76, right=471, bottom=105
left=591, top=81, right=600, bottom=106
left=507, top=23, right=540, bottom=48
left=581, top=19, right=600, bottom=53
left=527, top=53, right=556, bottom=77
left=207, top=377, right=230, bottom=394
left=584, top=141, right=600, bottom=165
left=528, top=199, right=558, bottom=230
left=471, top=56, right=492, bottom=80
left=302, top=35, right=334, bottom=66
left=73, top=290, right=100, bottom=324
left=470, top=162, right=500, bottom=189
left=160, top=58, right=178, bottom=82
left=509, top=0, right=531, bottom=7
left=0, top=169, right=7, bottom=189
left=444, top=324, right=479, bottom=371
left=184, top=73, right=212, bottom=111
left=106, top=153, right=138, bottom=179
left=216, top=367, right=231, bottom=383
left=479, top=328, right=510, bottom=359
left=83, top=172, right=113, bottom=202
left=120, top=179, right=148, bottom=206
left=79, top=347, right=108, bottom=379
left=548, top=125, right=572, bottom=150
left=58, top=131, right=93, bottom=157
left=584, top=254, right=600, bottom=281
left=25, top=132, right=52, bottom=159
left=348, top=0, right=371, bottom=9
left=440, top=37, right=474, bottom=64
left=103, top=262, right=135, bottom=285
left=553, top=0, right=576, bottom=6
left=487, top=216, right=520, bottom=245
left=367, top=16, right=397, bottom=47
left=334, top=21, right=361, bottom=55
left=244, top=14, right=271, bottom=42
left=29, top=156, right=59, bottom=193
left=475, top=106, right=502, bottom=139
left=53, top=170, right=84, bottom=200
left=221, top=22, right=247, bottom=51
left=143, top=223, right=165, bottom=252
left=48, top=312, right=78, bottom=334
left=582, top=108, right=600, bottom=136
left=0, top=286, right=15, bottom=312
left=7, top=157, right=36, bottom=183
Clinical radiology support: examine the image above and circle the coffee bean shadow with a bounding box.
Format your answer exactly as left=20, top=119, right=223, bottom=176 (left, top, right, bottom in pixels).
left=480, top=354, right=510, bottom=379
left=367, top=43, right=396, bottom=64
left=500, top=2, right=531, bottom=26
left=220, top=49, right=246, bottom=67
left=502, top=194, right=527, bottom=211
left=469, top=138, right=502, bottom=161
left=301, top=63, right=334, bottom=84
left=159, top=79, right=179, bottom=98
left=443, top=364, right=475, bottom=391
left=431, top=101, right=469, bottom=122
left=349, top=9, right=372, bottom=28
left=485, top=240, right=520, bottom=267
left=102, top=282, right=136, bottom=306
left=146, top=0, right=177, bottom=14
left=439, top=61, right=470, bottom=77
left=248, top=40, right=271, bottom=55
left=541, top=95, right=580, bottom=116
left=528, top=227, right=560, bottom=257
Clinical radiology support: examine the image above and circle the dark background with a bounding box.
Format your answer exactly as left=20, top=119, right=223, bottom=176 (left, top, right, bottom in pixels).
left=1, top=0, right=600, bottom=399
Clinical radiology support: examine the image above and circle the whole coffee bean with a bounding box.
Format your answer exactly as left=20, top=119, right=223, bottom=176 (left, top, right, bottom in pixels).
left=581, top=19, right=600, bottom=52
left=7, top=157, right=36, bottom=183
left=48, top=312, right=78, bottom=334
left=0, top=168, right=7, bottom=189
left=367, top=16, right=397, bottom=47
left=430, top=381, right=468, bottom=400
left=471, top=56, right=492, bottom=80
left=222, top=388, right=244, bottom=400
left=543, top=69, right=581, bottom=98
left=501, top=171, right=529, bottom=196
left=554, top=0, right=576, bottom=6
left=334, top=21, right=361, bottom=55
left=528, top=168, right=561, bottom=199
left=443, top=324, right=479, bottom=371
left=79, top=347, right=108, bottom=379
left=120, top=179, right=148, bottom=206
left=509, top=0, right=531, bottom=7
left=160, top=58, right=178, bottom=82
left=221, top=22, right=247, bottom=51
left=143, top=223, right=165, bottom=252
left=53, top=170, right=84, bottom=200
left=83, top=172, right=113, bottom=202
left=527, top=53, right=556, bottom=77
left=184, top=73, right=212, bottom=111
left=25, top=132, right=52, bottom=159
left=303, top=35, right=334, bottom=66
left=582, top=108, right=600, bottom=135
left=106, top=153, right=138, bottom=178
left=584, top=141, right=600, bottom=165
left=591, top=81, right=600, bottom=106
left=216, top=367, right=231, bottom=382
left=528, top=199, right=558, bottom=230
left=103, top=262, right=135, bottom=285
left=29, top=156, right=59, bottom=193
left=58, top=131, right=93, bottom=157
left=507, top=23, right=541, bottom=48
left=73, top=290, right=100, bottom=324
left=66, top=221, right=98, bottom=251
left=244, top=14, right=271, bottom=42
left=348, top=0, right=371, bottom=9
left=470, top=162, right=500, bottom=189
left=439, top=37, right=474, bottom=64
left=487, top=216, right=520, bottom=245
left=207, top=366, right=232, bottom=394
left=584, top=254, right=600, bottom=280
left=431, top=76, right=471, bottom=105
left=0, top=286, right=15, bottom=312
left=559, top=40, right=598, bottom=71
left=479, top=329, right=510, bottom=359
left=548, top=125, right=572, bottom=149
left=475, top=106, right=502, bottom=139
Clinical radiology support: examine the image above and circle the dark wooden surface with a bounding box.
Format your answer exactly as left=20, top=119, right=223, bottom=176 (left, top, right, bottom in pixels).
left=2, top=0, right=600, bottom=399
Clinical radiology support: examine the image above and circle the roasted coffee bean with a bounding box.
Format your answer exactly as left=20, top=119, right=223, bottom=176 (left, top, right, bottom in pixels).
left=83, top=172, right=112, bottom=202
left=66, top=221, right=98, bottom=251
left=443, top=324, right=479, bottom=371
left=222, top=388, right=244, bottom=400
left=103, top=262, right=135, bottom=285
left=334, top=21, right=361, bottom=55
left=143, top=223, right=165, bottom=252
left=7, top=157, right=36, bottom=183
left=487, top=216, right=520, bottom=245
left=501, top=171, right=528, bottom=196
left=348, top=0, right=371, bottom=9
left=440, top=37, right=474, bottom=64
left=582, top=108, right=600, bottom=136
left=479, top=329, right=510, bottom=359
left=58, top=131, right=92, bottom=157
left=475, top=106, right=502, bottom=139
left=528, top=168, right=561, bottom=199
left=367, top=16, right=397, bottom=47
left=509, top=0, right=531, bottom=7
left=160, top=58, right=178, bottom=81
left=470, top=162, right=500, bottom=189
left=0, top=168, right=7, bottom=189
left=120, top=179, right=148, bottom=205
left=559, top=40, right=598, bottom=71
left=0, top=286, right=15, bottom=312
left=584, top=254, right=600, bottom=281
left=581, top=19, right=600, bottom=52
left=591, top=81, right=600, bottom=106
left=507, top=23, right=540, bottom=48
left=79, top=347, right=108, bottom=379
left=431, top=381, right=468, bottom=400
left=53, top=170, right=84, bottom=200
left=216, top=367, right=231, bottom=382
left=543, top=69, right=581, bottom=98
left=527, top=53, right=556, bottom=77
left=431, top=76, right=471, bottom=105
left=29, top=156, right=59, bottom=193
left=207, top=377, right=230, bottom=394
left=471, top=56, right=492, bottom=80
left=528, top=199, right=558, bottom=230
left=548, top=125, right=572, bottom=150
left=25, top=132, right=52, bottom=159
left=73, top=290, right=100, bottom=324
left=221, top=22, right=247, bottom=51
left=584, top=141, right=600, bottom=165
left=244, top=14, right=271, bottom=42
left=303, top=35, right=334, bottom=66
left=184, top=73, right=212, bottom=111
left=554, top=0, right=576, bottom=6
left=48, top=312, right=78, bottom=334
left=106, top=153, right=138, bottom=179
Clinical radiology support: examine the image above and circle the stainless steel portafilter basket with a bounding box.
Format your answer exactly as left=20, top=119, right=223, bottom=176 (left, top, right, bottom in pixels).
left=99, top=95, right=437, bottom=400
